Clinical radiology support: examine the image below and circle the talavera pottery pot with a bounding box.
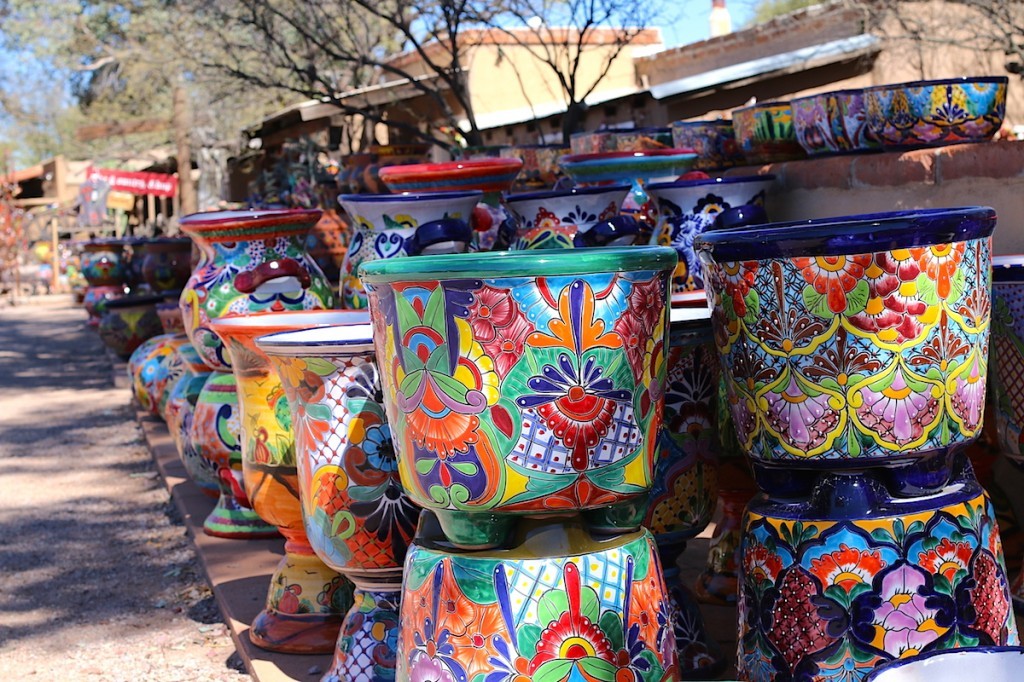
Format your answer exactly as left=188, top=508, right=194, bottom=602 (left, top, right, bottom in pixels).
left=863, top=646, right=1024, bottom=682
left=156, top=295, right=186, bottom=335
left=360, top=246, right=677, bottom=549
left=98, top=294, right=164, bottom=360
left=258, top=322, right=420, bottom=682
left=792, top=89, right=881, bottom=156
left=210, top=312, right=372, bottom=654
left=614, top=126, right=674, bottom=152
left=399, top=512, right=680, bottom=682
left=178, top=209, right=335, bottom=370
left=643, top=305, right=725, bottom=678
left=695, top=207, right=996, bottom=497
left=81, top=239, right=127, bottom=287
left=732, top=102, right=807, bottom=165
left=646, top=175, right=774, bottom=294
left=865, top=77, right=1008, bottom=151
left=738, top=465, right=1019, bottom=682
left=122, top=237, right=150, bottom=292
left=338, top=191, right=479, bottom=310
left=83, top=284, right=125, bottom=327
left=140, top=237, right=193, bottom=293
left=191, top=371, right=279, bottom=539
left=502, top=145, right=568, bottom=192
left=670, top=119, right=744, bottom=171
left=377, top=158, right=524, bottom=252
left=127, top=333, right=187, bottom=417
left=505, top=185, right=636, bottom=250
left=163, top=342, right=218, bottom=498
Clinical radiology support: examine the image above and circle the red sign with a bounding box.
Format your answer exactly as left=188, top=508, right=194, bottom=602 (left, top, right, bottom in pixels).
left=86, top=166, right=178, bottom=197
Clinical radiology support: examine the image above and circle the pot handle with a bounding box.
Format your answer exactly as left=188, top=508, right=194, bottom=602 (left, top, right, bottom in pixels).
left=574, top=215, right=642, bottom=248
left=234, top=258, right=312, bottom=293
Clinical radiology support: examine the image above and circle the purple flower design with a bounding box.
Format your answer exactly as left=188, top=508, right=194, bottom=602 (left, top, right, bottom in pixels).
left=408, top=650, right=458, bottom=682
left=870, top=563, right=948, bottom=657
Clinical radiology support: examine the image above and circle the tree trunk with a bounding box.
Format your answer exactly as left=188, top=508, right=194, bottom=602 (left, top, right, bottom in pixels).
left=562, top=101, right=589, bottom=147
left=173, top=83, right=197, bottom=216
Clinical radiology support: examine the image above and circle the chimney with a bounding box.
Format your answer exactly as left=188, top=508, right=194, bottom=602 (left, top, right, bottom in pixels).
left=710, top=0, right=732, bottom=38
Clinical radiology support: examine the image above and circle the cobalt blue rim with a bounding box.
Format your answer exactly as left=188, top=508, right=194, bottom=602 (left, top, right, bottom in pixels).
left=647, top=174, right=775, bottom=191
left=733, top=101, right=792, bottom=114
left=791, top=88, right=868, bottom=104
left=671, top=119, right=731, bottom=127
left=338, top=190, right=483, bottom=204
left=993, top=255, right=1024, bottom=282
left=862, top=646, right=1024, bottom=681
left=694, top=207, right=996, bottom=261
left=506, top=184, right=630, bottom=202
left=864, top=75, right=1009, bottom=92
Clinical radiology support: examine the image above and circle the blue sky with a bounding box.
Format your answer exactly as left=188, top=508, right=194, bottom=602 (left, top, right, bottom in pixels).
left=659, top=0, right=758, bottom=47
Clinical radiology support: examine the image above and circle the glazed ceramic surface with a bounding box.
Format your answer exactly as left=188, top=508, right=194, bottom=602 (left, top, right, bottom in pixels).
left=361, top=246, right=676, bottom=548
left=128, top=333, right=187, bottom=417
left=614, top=127, right=674, bottom=151
left=377, top=158, right=523, bottom=194
left=502, top=145, right=568, bottom=192
left=558, top=149, right=698, bottom=188
left=83, top=285, right=124, bottom=326
left=792, top=89, right=881, bottom=156
left=647, top=175, right=773, bottom=294
left=670, top=120, right=744, bottom=170
left=81, top=239, right=127, bottom=286
left=399, top=516, right=679, bottom=682
left=695, top=208, right=995, bottom=494
left=338, top=191, right=480, bottom=310
left=141, top=237, right=193, bottom=292
left=863, top=646, right=1024, bottom=681
left=986, top=256, right=1024, bottom=461
left=505, top=185, right=630, bottom=250
left=98, top=294, right=164, bottom=360
left=732, top=102, right=806, bottom=165
left=738, top=469, right=1019, bottom=682
left=865, top=77, right=1007, bottom=150
left=164, top=343, right=218, bottom=496
left=156, top=300, right=186, bottom=335
left=178, top=209, right=335, bottom=370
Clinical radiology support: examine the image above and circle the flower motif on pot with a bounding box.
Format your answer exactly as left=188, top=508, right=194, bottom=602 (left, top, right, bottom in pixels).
left=793, top=254, right=872, bottom=316
left=867, top=563, right=947, bottom=658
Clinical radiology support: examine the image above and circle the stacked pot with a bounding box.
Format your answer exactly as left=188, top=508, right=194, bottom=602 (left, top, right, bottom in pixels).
left=694, top=207, right=1020, bottom=680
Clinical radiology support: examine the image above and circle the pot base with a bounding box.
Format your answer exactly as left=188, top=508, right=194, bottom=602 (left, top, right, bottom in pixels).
left=202, top=492, right=280, bottom=539
left=321, top=586, right=400, bottom=682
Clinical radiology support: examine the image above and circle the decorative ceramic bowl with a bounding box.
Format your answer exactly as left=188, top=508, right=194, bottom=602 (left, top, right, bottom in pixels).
left=82, top=284, right=125, bottom=327
left=732, top=101, right=807, bottom=165
left=140, top=237, right=192, bottom=293
left=505, top=185, right=634, bottom=250
left=98, top=294, right=164, bottom=359
left=156, top=299, right=186, bottom=335
left=792, top=88, right=881, bottom=156
left=399, top=513, right=679, bottom=682
left=377, top=158, right=523, bottom=193
left=81, top=239, right=127, bottom=287
left=647, top=174, right=774, bottom=294
left=863, top=646, right=1024, bottom=681
left=127, top=333, right=186, bottom=417
left=338, top=191, right=480, bottom=309
left=865, top=76, right=1008, bottom=150
left=739, top=467, right=1019, bottom=681
left=695, top=207, right=996, bottom=497
left=360, top=246, right=677, bottom=548
left=614, top=126, right=674, bottom=151
left=503, top=145, right=569, bottom=191
left=163, top=343, right=217, bottom=497
left=558, top=149, right=698, bottom=187
left=670, top=119, right=744, bottom=170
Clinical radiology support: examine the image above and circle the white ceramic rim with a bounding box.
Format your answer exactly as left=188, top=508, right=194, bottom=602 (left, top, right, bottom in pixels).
left=670, top=304, right=711, bottom=324
left=256, top=323, right=376, bottom=356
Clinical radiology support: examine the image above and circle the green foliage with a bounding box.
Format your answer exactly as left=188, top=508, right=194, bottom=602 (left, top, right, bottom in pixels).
left=746, top=0, right=822, bottom=26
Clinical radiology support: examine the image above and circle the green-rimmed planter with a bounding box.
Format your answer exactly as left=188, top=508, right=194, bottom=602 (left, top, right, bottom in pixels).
left=358, top=246, right=677, bottom=548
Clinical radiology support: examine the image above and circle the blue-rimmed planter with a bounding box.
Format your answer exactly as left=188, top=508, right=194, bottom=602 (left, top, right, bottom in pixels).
left=338, top=191, right=479, bottom=309
left=863, top=646, right=1024, bottom=681
left=505, top=184, right=634, bottom=249
left=647, top=174, right=774, bottom=294
left=792, top=88, right=881, bottom=156
left=695, top=207, right=996, bottom=497
left=670, top=119, right=744, bottom=170
left=865, top=76, right=1008, bottom=150
left=739, top=465, right=1019, bottom=681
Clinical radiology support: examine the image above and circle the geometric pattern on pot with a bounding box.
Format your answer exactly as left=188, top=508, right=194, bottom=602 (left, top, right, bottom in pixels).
left=338, top=191, right=482, bottom=310
left=792, top=89, right=881, bottom=157
left=398, top=528, right=679, bottom=682
left=647, top=175, right=774, bottom=293
left=695, top=207, right=995, bottom=464
left=505, top=185, right=627, bottom=250
left=738, top=475, right=1019, bottom=682
left=360, top=247, right=676, bottom=523
left=178, top=209, right=335, bottom=370
left=990, top=256, right=1024, bottom=462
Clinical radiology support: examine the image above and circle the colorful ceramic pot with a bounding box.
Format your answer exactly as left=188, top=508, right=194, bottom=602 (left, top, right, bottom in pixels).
left=738, top=466, right=1019, bottom=682
left=123, top=237, right=149, bottom=292
left=191, top=371, right=279, bottom=539
left=338, top=191, right=479, bottom=310
left=503, top=145, right=568, bottom=192
left=210, top=311, right=372, bottom=653
left=863, top=646, right=1024, bottom=682
left=98, top=294, right=164, bottom=360
left=670, top=120, right=744, bottom=170
left=83, top=284, right=125, bottom=327
left=695, top=207, right=996, bottom=497
left=399, top=513, right=680, bottom=682
left=156, top=298, right=186, bottom=335
left=361, top=246, right=677, bottom=548
left=164, top=342, right=218, bottom=498
left=128, top=333, right=187, bottom=417
left=178, top=209, right=335, bottom=370
left=81, top=239, right=127, bottom=287
left=258, top=322, right=420, bottom=682
left=141, top=237, right=193, bottom=293
left=505, top=185, right=634, bottom=250
left=644, top=305, right=725, bottom=678
left=647, top=175, right=774, bottom=294
left=306, top=209, right=348, bottom=286
left=792, top=89, right=881, bottom=156
left=865, top=77, right=1007, bottom=151
left=732, top=102, right=807, bottom=165
left=378, top=158, right=524, bottom=252
left=614, top=126, right=674, bottom=152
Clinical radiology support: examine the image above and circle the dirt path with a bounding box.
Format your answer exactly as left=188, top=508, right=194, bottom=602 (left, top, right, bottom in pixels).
left=0, top=295, right=251, bottom=681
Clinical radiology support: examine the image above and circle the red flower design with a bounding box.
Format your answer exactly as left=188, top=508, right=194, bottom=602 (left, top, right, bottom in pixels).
left=809, top=544, right=886, bottom=593
left=847, top=251, right=933, bottom=345
left=627, top=276, right=665, bottom=331
left=793, top=254, right=872, bottom=314
left=722, top=260, right=758, bottom=319
left=483, top=315, right=533, bottom=377
left=744, top=542, right=785, bottom=585
left=614, top=311, right=649, bottom=380
left=911, top=242, right=966, bottom=299
left=918, top=538, right=974, bottom=583
left=436, top=562, right=478, bottom=637
left=469, top=285, right=516, bottom=343
left=530, top=563, right=615, bottom=673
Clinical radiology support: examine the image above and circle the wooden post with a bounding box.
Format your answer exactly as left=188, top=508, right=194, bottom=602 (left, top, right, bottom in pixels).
left=173, top=82, right=197, bottom=216
left=50, top=216, right=59, bottom=292
left=147, top=194, right=156, bottom=232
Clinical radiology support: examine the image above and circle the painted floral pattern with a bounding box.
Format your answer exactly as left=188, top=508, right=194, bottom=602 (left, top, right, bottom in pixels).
left=702, top=235, right=991, bottom=461
left=738, top=490, right=1019, bottom=681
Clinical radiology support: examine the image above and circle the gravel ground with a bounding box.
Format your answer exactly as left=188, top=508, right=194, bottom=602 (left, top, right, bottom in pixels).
left=0, top=295, right=251, bottom=681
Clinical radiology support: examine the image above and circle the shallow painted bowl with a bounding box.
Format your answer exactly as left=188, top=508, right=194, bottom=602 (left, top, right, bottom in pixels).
left=377, top=158, right=523, bottom=193
left=558, top=149, right=698, bottom=186
left=792, top=88, right=881, bottom=156
left=865, top=76, right=1008, bottom=150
